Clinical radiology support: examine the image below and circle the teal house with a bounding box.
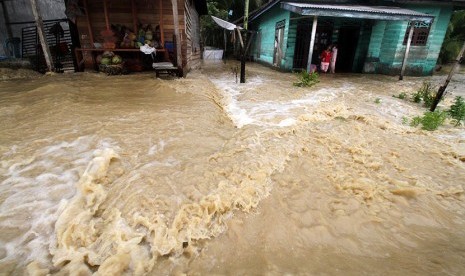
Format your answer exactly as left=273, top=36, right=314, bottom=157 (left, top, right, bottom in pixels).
left=248, top=0, right=465, bottom=76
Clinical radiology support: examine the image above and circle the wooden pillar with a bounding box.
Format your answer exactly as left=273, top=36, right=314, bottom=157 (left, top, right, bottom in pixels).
left=131, top=0, right=137, bottom=34
left=171, top=0, right=182, bottom=68
left=83, top=0, right=94, bottom=46
left=103, top=0, right=110, bottom=30
left=306, top=16, right=318, bottom=73
left=30, top=0, right=54, bottom=72
left=399, top=21, right=415, bottom=80
left=240, top=0, right=249, bottom=83
left=159, top=0, right=164, bottom=45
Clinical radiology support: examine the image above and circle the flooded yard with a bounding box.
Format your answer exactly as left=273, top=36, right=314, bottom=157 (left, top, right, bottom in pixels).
left=0, top=61, right=464, bottom=275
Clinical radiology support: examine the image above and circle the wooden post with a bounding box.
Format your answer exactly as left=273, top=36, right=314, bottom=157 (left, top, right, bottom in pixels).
left=240, top=0, right=249, bottom=83
left=236, top=28, right=244, bottom=49
left=159, top=0, right=164, bottom=45
left=399, top=21, right=415, bottom=80
left=103, top=0, right=110, bottom=30
left=306, top=16, right=318, bottom=73
left=131, top=0, right=137, bottom=34
left=83, top=0, right=94, bottom=46
left=171, top=0, right=182, bottom=70
left=430, top=41, right=465, bottom=112
left=30, top=0, right=54, bottom=72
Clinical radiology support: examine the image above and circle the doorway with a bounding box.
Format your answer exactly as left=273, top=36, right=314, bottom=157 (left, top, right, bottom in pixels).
left=336, top=26, right=360, bottom=72
left=293, top=20, right=333, bottom=70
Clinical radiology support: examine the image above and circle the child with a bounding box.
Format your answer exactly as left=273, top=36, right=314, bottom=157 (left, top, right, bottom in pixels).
left=320, top=46, right=332, bottom=73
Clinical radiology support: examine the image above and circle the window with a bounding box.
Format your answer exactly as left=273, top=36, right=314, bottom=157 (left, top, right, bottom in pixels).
left=403, top=21, right=431, bottom=46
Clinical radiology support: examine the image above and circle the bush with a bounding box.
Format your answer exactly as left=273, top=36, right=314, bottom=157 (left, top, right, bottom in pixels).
left=393, top=92, right=408, bottom=100
left=293, top=70, right=320, bottom=87
left=411, top=81, right=437, bottom=108
left=410, top=111, right=447, bottom=131
left=448, top=96, right=465, bottom=126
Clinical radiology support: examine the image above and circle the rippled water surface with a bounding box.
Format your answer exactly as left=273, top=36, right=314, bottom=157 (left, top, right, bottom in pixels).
left=0, top=62, right=464, bottom=275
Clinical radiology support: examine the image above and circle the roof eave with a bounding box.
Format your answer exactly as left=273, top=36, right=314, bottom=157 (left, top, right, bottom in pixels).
left=281, top=3, right=435, bottom=22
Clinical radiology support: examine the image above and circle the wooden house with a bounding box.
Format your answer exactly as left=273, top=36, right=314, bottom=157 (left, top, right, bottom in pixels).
left=72, top=0, right=207, bottom=76
left=247, top=0, right=465, bottom=76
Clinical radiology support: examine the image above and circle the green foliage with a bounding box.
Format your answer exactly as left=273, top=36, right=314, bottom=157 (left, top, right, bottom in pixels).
left=374, top=98, right=381, bottom=104
left=412, top=81, right=437, bottom=108
left=412, top=91, right=422, bottom=103
left=200, top=0, right=266, bottom=48
left=393, top=92, right=407, bottom=100
left=402, top=116, right=409, bottom=125
left=448, top=96, right=465, bottom=126
left=439, top=10, right=465, bottom=64
left=410, top=111, right=447, bottom=131
left=293, top=70, right=320, bottom=87
left=200, top=1, right=229, bottom=49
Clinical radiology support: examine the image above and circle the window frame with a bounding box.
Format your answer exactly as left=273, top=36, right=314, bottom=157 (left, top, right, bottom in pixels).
left=403, top=21, right=432, bottom=47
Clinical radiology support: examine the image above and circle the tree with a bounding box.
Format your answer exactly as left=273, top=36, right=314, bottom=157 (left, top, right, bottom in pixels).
left=200, top=0, right=265, bottom=49
left=439, top=10, right=465, bottom=64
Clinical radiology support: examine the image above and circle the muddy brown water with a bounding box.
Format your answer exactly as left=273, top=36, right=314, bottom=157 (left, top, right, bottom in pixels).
left=0, top=62, right=464, bottom=275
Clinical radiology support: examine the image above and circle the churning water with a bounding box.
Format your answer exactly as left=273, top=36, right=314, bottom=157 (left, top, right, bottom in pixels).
left=0, top=62, right=464, bottom=275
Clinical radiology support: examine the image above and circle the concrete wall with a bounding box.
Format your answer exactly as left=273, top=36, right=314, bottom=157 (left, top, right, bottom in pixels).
left=0, top=0, right=66, bottom=57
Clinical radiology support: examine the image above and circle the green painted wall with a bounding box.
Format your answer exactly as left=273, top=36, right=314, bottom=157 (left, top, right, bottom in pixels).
left=285, top=19, right=297, bottom=69
left=251, top=6, right=291, bottom=69
left=365, top=4, right=453, bottom=75
left=353, top=22, right=372, bottom=72
left=252, top=3, right=453, bottom=76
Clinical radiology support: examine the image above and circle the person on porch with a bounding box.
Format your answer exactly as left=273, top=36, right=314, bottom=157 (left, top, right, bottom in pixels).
left=320, top=45, right=332, bottom=73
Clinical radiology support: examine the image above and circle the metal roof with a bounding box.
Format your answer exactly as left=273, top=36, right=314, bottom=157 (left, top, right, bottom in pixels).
left=281, top=2, right=435, bottom=22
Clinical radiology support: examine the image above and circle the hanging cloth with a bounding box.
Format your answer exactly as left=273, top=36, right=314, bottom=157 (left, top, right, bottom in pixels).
left=140, top=44, right=156, bottom=55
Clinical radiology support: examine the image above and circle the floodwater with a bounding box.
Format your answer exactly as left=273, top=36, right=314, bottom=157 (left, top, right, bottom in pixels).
left=0, top=62, right=464, bottom=275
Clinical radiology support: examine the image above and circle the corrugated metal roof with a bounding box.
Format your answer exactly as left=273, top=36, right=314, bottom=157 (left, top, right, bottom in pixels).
left=282, top=2, right=435, bottom=22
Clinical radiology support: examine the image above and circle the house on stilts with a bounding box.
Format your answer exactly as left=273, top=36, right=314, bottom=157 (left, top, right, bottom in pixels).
left=247, top=0, right=465, bottom=76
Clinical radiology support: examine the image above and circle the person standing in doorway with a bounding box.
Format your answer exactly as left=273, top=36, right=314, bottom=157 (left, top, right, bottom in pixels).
left=320, top=46, right=332, bottom=73
left=330, top=43, right=338, bottom=73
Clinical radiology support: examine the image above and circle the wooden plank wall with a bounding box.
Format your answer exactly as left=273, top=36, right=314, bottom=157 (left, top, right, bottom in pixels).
left=184, top=0, right=201, bottom=70
left=76, top=0, right=187, bottom=69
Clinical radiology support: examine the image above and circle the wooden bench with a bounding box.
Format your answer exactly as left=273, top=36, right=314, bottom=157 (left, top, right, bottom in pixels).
left=152, top=35, right=181, bottom=78
left=152, top=62, right=181, bottom=77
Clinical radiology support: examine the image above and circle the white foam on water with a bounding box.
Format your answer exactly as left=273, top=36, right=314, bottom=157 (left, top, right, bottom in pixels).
left=210, top=75, right=353, bottom=128
left=0, top=136, right=119, bottom=269
left=148, top=138, right=175, bottom=156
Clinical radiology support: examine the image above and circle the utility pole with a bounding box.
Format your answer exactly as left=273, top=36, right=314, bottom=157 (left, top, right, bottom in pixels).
left=30, top=0, right=54, bottom=72
left=240, top=0, right=249, bottom=83
left=430, top=41, right=465, bottom=112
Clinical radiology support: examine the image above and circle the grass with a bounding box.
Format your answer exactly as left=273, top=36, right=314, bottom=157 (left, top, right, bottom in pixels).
left=413, top=81, right=437, bottom=108
left=293, top=70, right=320, bottom=87
left=393, top=92, right=408, bottom=100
